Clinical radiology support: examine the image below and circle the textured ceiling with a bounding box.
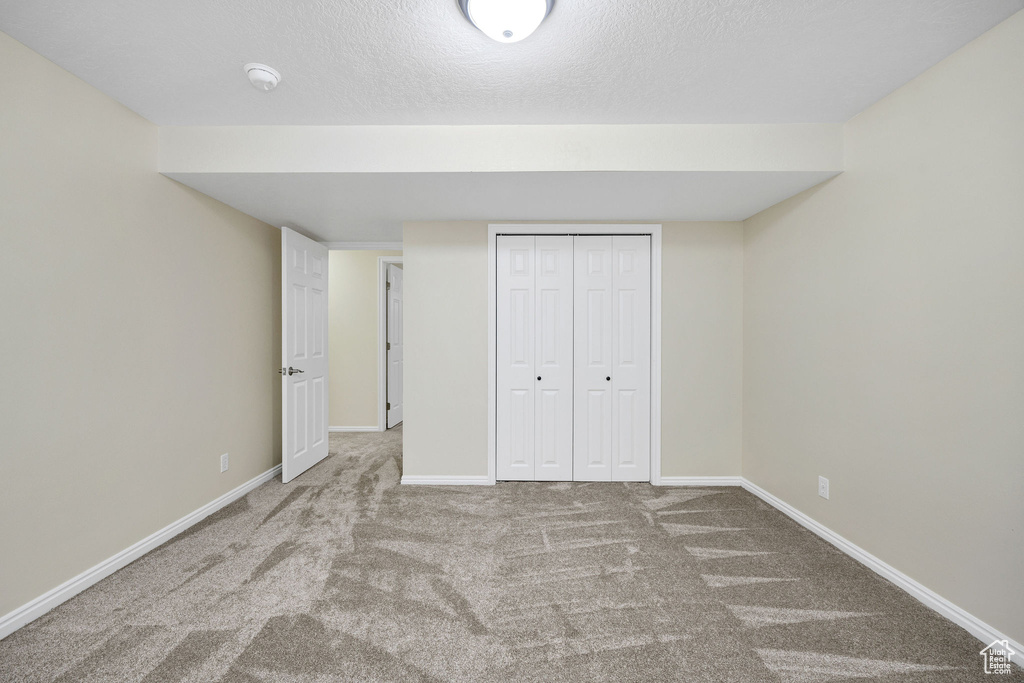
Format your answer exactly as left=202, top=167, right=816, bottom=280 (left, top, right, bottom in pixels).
left=2, top=0, right=1020, bottom=125
left=164, top=171, right=839, bottom=242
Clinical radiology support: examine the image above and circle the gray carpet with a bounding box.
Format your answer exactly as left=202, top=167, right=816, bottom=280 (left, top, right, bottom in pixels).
left=0, top=428, right=1017, bottom=682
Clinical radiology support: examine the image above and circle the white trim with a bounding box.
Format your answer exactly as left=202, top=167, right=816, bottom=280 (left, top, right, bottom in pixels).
left=659, top=476, right=743, bottom=487
left=487, top=228, right=497, bottom=486
left=0, top=464, right=282, bottom=641
left=328, top=426, right=381, bottom=433
left=378, top=256, right=404, bottom=432
left=324, top=242, right=403, bottom=251
left=740, top=478, right=1023, bottom=655
left=400, top=475, right=493, bottom=486
left=487, top=224, right=662, bottom=486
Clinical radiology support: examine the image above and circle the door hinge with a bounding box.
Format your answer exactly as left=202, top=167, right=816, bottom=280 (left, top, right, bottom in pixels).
left=386, top=281, right=391, bottom=290
left=386, top=402, right=391, bottom=411
left=387, top=342, right=391, bottom=350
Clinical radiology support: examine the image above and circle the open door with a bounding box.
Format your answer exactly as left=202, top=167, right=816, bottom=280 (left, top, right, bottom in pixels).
left=386, top=263, right=404, bottom=428
left=281, top=228, right=329, bottom=483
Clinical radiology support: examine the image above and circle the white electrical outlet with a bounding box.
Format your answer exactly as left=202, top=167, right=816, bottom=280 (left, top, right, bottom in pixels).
left=818, top=476, right=829, bottom=499
left=220, top=453, right=229, bottom=473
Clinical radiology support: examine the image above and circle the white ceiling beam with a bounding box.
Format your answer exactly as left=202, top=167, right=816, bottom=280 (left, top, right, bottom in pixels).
left=159, top=124, right=843, bottom=175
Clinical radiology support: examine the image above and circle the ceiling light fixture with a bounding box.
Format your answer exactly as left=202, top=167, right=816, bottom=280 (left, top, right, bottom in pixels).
left=458, top=0, right=553, bottom=43
left=244, top=63, right=281, bottom=92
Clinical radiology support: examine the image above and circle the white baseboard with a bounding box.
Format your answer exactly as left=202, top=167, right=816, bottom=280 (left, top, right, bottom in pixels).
left=657, top=476, right=743, bottom=487
left=401, top=475, right=494, bottom=486
left=328, top=426, right=382, bottom=432
left=0, top=464, right=281, bottom=642
left=740, top=478, right=1022, bottom=655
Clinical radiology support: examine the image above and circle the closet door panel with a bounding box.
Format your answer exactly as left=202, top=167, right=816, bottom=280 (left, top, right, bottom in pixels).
left=611, top=236, right=651, bottom=481
left=497, top=236, right=536, bottom=480
left=534, top=236, right=574, bottom=480
left=573, top=236, right=613, bottom=481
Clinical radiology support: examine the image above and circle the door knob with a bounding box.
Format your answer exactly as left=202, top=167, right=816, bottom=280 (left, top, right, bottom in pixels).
left=606, top=376, right=611, bottom=381
left=537, top=376, right=542, bottom=381
left=288, top=367, right=304, bottom=376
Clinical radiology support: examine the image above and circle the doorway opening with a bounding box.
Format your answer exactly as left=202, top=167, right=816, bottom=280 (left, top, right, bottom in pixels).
left=378, top=256, right=404, bottom=430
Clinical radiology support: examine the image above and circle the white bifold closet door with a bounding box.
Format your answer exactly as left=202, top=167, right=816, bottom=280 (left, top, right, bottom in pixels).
left=496, top=234, right=650, bottom=482
left=573, top=236, right=651, bottom=482
left=496, top=235, right=574, bottom=481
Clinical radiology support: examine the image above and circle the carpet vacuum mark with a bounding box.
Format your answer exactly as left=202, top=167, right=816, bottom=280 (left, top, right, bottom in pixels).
left=0, top=429, right=1018, bottom=682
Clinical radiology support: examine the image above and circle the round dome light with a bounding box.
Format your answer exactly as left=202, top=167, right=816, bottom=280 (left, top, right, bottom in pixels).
left=459, top=0, right=554, bottom=43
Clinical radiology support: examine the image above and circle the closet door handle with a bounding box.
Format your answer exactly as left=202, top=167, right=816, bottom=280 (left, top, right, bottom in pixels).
left=537, top=376, right=542, bottom=381
left=606, top=376, right=611, bottom=381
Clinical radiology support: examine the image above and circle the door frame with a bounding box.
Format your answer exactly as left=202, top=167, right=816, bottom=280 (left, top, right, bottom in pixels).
left=487, top=224, right=663, bottom=485
left=378, top=256, right=404, bottom=431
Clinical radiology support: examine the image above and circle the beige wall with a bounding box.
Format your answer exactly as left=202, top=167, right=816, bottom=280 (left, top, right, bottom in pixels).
left=328, top=250, right=402, bottom=428
left=160, top=123, right=843, bottom=175
left=743, top=11, right=1024, bottom=645
left=0, top=32, right=281, bottom=617
left=402, top=221, right=744, bottom=478
left=662, top=222, right=744, bottom=477
left=403, top=222, right=491, bottom=477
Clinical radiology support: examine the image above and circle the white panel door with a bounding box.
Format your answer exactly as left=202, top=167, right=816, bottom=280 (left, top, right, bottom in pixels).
left=497, top=236, right=536, bottom=480
left=386, top=264, right=404, bottom=428
left=281, top=228, right=330, bottom=483
left=573, top=237, right=614, bottom=481
left=533, top=236, right=574, bottom=481
left=611, top=236, right=651, bottom=481
left=573, top=235, right=651, bottom=482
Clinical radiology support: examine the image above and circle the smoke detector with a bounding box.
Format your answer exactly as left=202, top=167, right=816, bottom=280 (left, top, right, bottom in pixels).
left=244, top=63, right=281, bottom=92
